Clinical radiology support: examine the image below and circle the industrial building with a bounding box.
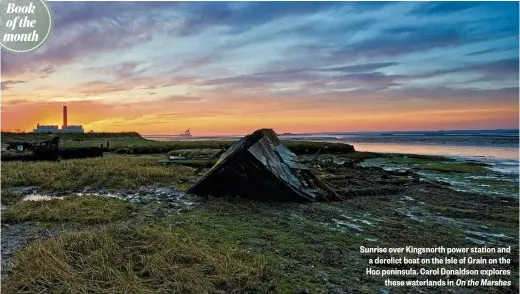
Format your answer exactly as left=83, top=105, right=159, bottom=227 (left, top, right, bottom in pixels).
left=33, top=106, right=85, bottom=133
left=33, top=124, right=59, bottom=133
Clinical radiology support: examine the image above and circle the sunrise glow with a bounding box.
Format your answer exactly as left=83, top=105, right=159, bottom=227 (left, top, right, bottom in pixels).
left=2, top=2, right=518, bottom=135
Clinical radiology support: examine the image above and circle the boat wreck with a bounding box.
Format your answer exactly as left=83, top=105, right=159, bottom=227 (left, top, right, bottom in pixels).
left=188, top=128, right=338, bottom=202
left=3, top=137, right=104, bottom=161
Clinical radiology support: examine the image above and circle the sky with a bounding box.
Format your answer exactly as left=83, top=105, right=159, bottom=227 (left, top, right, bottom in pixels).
left=1, top=1, right=519, bottom=136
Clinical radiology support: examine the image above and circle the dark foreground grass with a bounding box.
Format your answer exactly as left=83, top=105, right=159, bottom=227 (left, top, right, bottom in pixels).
left=2, top=196, right=134, bottom=223
left=136, top=193, right=519, bottom=293
left=1, top=189, right=24, bottom=205
left=144, top=199, right=368, bottom=293
left=3, top=224, right=274, bottom=294
left=167, top=148, right=222, bottom=158
left=1, top=156, right=198, bottom=191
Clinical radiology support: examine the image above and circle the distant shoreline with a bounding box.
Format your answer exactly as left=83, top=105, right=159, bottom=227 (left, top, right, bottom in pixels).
left=143, top=129, right=519, bottom=138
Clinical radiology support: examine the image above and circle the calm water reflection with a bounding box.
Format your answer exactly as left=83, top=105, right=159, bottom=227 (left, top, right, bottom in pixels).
left=350, top=142, right=518, bottom=161
left=345, top=142, right=519, bottom=175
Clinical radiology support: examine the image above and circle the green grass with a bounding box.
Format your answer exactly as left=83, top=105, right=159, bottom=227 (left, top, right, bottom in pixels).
left=391, top=153, right=453, bottom=161
left=380, top=154, right=490, bottom=174
left=141, top=198, right=368, bottom=293
left=469, top=178, right=511, bottom=185
left=1, top=131, right=142, bottom=142
left=387, top=155, right=453, bottom=165
left=2, top=196, right=134, bottom=223
left=3, top=224, right=274, bottom=294
left=1, top=156, right=198, bottom=191
left=425, top=162, right=489, bottom=173
left=61, top=139, right=235, bottom=154
left=167, top=148, right=222, bottom=158
left=1, top=189, right=24, bottom=205
left=283, top=141, right=355, bottom=155
left=1, top=144, right=517, bottom=292
left=60, top=138, right=355, bottom=155
left=138, top=195, right=520, bottom=293
left=3, top=131, right=356, bottom=156
left=160, top=159, right=217, bottom=169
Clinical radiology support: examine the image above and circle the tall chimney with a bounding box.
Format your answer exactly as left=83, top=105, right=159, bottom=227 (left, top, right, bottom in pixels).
left=63, top=106, right=68, bottom=128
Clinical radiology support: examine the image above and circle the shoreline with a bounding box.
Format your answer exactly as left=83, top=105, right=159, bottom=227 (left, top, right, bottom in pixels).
left=1, top=135, right=518, bottom=292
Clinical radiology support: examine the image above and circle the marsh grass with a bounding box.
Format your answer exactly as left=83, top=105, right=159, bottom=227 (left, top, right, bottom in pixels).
left=1, top=189, right=24, bottom=205
left=469, top=178, right=511, bottom=185
left=2, top=196, right=134, bottom=223
left=1, top=132, right=142, bottom=142
left=1, top=156, right=198, bottom=191
left=3, top=131, right=355, bottom=157
left=65, top=139, right=235, bottom=154
left=386, top=155, right=489, bottom=173
left=425, top=162, right=489, bottom=173
left=60, top=138, right=355, bottom=155
left=167, top=148, right=222, bottom=158
left=162, top=159, right=217, bottom=169
left=157, top=198, right=367, bottom=292
left=3, top=224, right=274, bottom=294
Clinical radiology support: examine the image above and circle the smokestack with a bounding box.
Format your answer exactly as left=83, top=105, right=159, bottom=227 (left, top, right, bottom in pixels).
left=63, top=106, right=68, bottom=128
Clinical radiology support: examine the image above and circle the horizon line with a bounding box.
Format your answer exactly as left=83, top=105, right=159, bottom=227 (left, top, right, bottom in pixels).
left=141, top=128, right=520, bottom=137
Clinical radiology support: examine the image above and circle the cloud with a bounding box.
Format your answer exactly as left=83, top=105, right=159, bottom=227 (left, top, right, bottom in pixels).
left=413, top=58, right=519, bottom=82
left=1, top=80, right=26, bottom=90
left=332, top=27, right=468, bottom=59
left=160, top=95, right=205, bottom=103
left=1, top=2, right=181, bottom=77
left=52, top=2, right=177, bottom=28
left=336, top=72, right=403, bottom=87
left=412, top=2, right=482, bottom=15
left=323, top=62, right=399, bottom=73
left=465, top=46, right=516, bottom=56
left=202, top=62, right=401, bottom=87
left=174, top=2, right=344, bottom=36
left=86, top=62, right=150, bottom=80
left=1, top=2, right=518, bottom=133
left=2, top=22, right=153, bottom=77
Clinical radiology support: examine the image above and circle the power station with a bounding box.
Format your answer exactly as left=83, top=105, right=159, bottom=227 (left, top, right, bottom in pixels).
left=33, top=106, right=85, bottom=133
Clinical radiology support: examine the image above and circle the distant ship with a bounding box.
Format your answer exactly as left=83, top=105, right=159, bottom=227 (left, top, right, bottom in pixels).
left=179, top=128, right=192, bottom=137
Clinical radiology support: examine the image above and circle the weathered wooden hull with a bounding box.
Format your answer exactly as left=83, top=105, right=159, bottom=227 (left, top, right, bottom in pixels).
left=188, top=129, right=338, bottom=202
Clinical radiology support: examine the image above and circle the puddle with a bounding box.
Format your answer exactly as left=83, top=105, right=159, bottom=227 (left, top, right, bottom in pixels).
left=340, top=215, right=375, bottom=226
left=22, top=195, right=65, bottom=201
left=466, top=237, right=488, bottom=245
left=394, top=206, right=426, bottom=222
left=465, top=231, right=514, bottom=240
left=332, top=219, right=364, bottom=232
left=436, top=216, right=457, bottom=226
left=463, top=230, right=514, bottom=246
left=325, top=211, right=387, bottom=237
left=18, top=187, right=198, bottom=212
